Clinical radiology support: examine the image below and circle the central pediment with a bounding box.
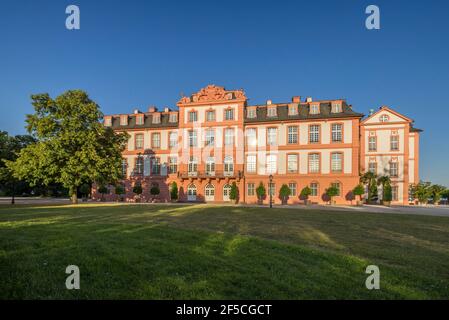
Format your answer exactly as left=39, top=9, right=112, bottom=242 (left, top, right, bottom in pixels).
left=178, top=84, right=246, bottom=105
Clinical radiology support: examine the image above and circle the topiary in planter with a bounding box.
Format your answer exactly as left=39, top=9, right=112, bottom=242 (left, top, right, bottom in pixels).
left=133, top=183, right=143, bottom=202
left=326, top=186, right=339, bottom=205
left=353, top=184, right=365, bottom=206
left=279, top=184, right=291, bottom=205
left=170, top=182, right=178, bottom=202
left=229, top=182, right=239, bottom=204
left=256, top=182, right=266, bottom=205
left=300, top=186, right=312, bottom=205
left=382, top=182, right=392, bottom=206
left=98, top=185, right=108, bottom=202
left=114, top=184, right=125, bottom=202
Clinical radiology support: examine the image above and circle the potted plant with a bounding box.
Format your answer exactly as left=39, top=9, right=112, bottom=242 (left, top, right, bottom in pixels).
left=114, top=184, right=125, bottom=202
left=353, top=184, right=365, bottom=206
left=279, top=184, right=291, bottom=205
left=382, top=182, right=392, bottom=206
left=256, top=182, right=266, bottom=205
left=170, top=182, right=178, bottom=202
left=98, top=184, right=108, bottom=202
left=133, top=183, right=143, bottom=203
left=229, top=182, right=239, bottom=204
left=79, top=183, right=90, bottom=202
left=326, top=186, right=339, bottom=205
left=360, top=171, right=378, bottom=204
left=150, top=185, right=160, bottom=202
left=300, top=186, right=312, bottom=205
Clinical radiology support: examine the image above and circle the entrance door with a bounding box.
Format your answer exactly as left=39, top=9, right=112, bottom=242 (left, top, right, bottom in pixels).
left=205, top=184, right=215, bottom=202
left=223, top=184, right=231, bottom=202
left=187, top=184, right=197, bottom=201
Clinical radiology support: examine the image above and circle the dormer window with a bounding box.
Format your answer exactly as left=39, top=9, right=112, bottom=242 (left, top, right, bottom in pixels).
left=288, top=104, right=298, bottom=116
left=152, top=113, right=161, bottom=124
left=331, top=102, right=342, bottom=113
left=104, top=117, right=112, bottom=126
left=247, top=108, right=256, bottom=118
left=136, top=115, right=144, bottom=125
left=267, top=106, right=277, bottom=117
left=310, top=104, right=320, bottom=115
left=169, top=113, right=178, bottom=123
left=120, top=116, right=128, bottom=126
left=379, top=114, right=389, bottom=122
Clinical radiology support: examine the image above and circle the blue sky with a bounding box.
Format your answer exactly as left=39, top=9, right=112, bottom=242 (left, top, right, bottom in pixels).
left=1, top=0, right=448, bottom=184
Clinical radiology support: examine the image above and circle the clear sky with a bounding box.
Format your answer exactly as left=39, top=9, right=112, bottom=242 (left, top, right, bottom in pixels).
left=1, top=0, right=448, bottom=185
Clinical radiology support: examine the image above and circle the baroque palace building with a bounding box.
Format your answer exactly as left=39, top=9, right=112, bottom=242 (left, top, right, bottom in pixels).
left=99, top=85, right=422, bottom=205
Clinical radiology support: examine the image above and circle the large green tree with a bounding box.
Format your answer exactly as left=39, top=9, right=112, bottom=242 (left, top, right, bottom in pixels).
left=6, top=90, right=128, bottom=204
left=0, top=131, right=36, bottom=203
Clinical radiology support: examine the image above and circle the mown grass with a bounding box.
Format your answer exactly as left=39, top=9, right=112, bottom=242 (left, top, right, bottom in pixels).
left=0, top=203, right=448, bottom=299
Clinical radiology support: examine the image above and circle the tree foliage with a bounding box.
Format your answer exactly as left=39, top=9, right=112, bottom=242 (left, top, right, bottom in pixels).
left=133, top=183, right=143, bottom=195
left=411, top=181, right=432, bottom=204
left=256, top=182, right=266, bottom=200
left=429, top=184, right=446, bottom=204
left=300, top=186, right=312, bottom=199
left=5, top=91, right=128, bottom=203
left=229, top=182, right=238, bottom=201
left=279, top=184, right=291, bottom=198
left=353, top=184, right=365, bottom=197
left=383, top=182, right=392, bottom=202
left=360, top=171, right=378, bottom=202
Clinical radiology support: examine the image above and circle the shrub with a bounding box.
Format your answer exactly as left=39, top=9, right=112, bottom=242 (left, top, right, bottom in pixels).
left=300, top=186, right=312, bottom=199
left=170, top=182, right=178, bottom=200
left=133, top=184, right=143, bottom=195
left=98, top=185, right=108, bottom=195
left=279, top=184, right=291, bottom=198
left=326, top=186, right=339, bottom=204
left=353, top=184, right=365, bottom=199
left=383, top=182, right=392, bottom=202
left=114, top=184, right=125, bottom=195
left=150, top=186, right=160, bottom=196
left=256, top=182, right=266, bottom=200
left=229, top=182, right=238, bottom=201
left=369, top=180, right=378, bottom=202
left=79, top=184, right=91, bottom=197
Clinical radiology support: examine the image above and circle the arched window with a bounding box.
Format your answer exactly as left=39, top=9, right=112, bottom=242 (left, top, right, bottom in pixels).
left=223, top=184, right=232, bottom=201
left=205, top=184, right=215, bottom=201
left=187, top=184, right=197, bottom=201
left=224, top=156, right=234, bottom=176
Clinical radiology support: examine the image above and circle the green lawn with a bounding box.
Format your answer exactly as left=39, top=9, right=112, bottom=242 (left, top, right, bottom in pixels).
left=1, top=203, right=448, bottom=299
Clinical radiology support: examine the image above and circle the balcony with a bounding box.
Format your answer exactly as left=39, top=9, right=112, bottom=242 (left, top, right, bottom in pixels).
left=178, top=170, right=242, bottom=180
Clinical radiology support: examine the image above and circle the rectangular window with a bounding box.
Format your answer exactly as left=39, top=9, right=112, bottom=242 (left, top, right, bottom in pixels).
left=266, top=154, right=277, bottom=174
left=331, top=153, right=342, bottom=172
left=288, top=105, right=298, bottom=116
left=247, top=108, right=256, bottom=118
left=267, top=107, right=277, bottom=117
left=169, top=132, right=178, bottom=148
left=392, top=186, right=398, bottom=201
left=331, top=124, right=343, bottom=142
left=168, top=157, right=177, bottom=174
left=289, top=183, right=297, bottom=197
left=121, top=159, right=127, bottom=177
left=224, top=128, right=234, bottom=146
left=287, top=154, right=298, bottom=173
left=188, top=111, right=197, bottom=122
left=310, top=183, right=318, bottom=196
left=310, top=104, right=320, bottom=115
left=246, top=128, right=257, bottom=147
left=151, top=133, right=161, bottom=149
left=331, top=182, right=341, bottom=196
left=135, top=133, right=144, bottom=149
left=136, top=115, right=144, bottom=125
left=368, top=162, right=377, bottom=174
left=205, top=129, right=215, bottom=146
left=391, top=135, right=399, bottom=151
left=308, top=153, right=320, bottom=173
left=390, top=162, right=398, bottom=177
left=151, top=157, right=161, bottom=175
left=169, top=113, right=178, bottom=123
left=247, top=183, right=255, bottom=196
left=188, top=130, right=197, bottom=147
left=288, top=126, right=298, bottom=144
left=225, top=109, right=234, bottom=120
left=246, top=155, right=257, bottom=173
left=267, top=128, right=277, bottom=146
left=206, top=110, right=215, bottom=122
left=135, top=157, right=144, bottom=175
left=120, top=116, right=128, bottom=126
left=188, top=156, right=198, bottom=175
left=368, top=136, right=377, bottom=151
left=309, top=125, right=320, bottom=143
left=104, top=117, right=112, bottom=126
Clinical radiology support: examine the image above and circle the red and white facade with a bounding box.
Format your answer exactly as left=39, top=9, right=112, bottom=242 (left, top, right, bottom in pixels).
left=98, top=85, right=421, bottom=205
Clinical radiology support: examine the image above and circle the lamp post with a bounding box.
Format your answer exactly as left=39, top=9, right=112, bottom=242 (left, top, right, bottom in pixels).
left=269, top=174, right=273, bottom=208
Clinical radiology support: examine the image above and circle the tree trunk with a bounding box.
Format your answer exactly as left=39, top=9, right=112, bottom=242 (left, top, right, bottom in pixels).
left=70, top=188, right=78, bottom=204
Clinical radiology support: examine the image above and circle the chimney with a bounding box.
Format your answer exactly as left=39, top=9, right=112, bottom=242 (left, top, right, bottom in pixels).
left=164, top=107, right=170, bottom=113
left=292, top=96, right=301, bottom=103
left=306, top=97, right=313, bottom=103
left=266, top=99, right=272, bottom=105
left=133, top=109, right=140, bottom=114
left=148, top=106, right=157, bottom=113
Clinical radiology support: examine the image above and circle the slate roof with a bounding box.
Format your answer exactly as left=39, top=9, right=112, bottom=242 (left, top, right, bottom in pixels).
left=109, top=113, right=178, bottom=130
left=244, top=101, right=364, bottom=123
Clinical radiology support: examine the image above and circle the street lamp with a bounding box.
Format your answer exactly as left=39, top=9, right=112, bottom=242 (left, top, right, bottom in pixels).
left=269, top=174, right=273, bottom=208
